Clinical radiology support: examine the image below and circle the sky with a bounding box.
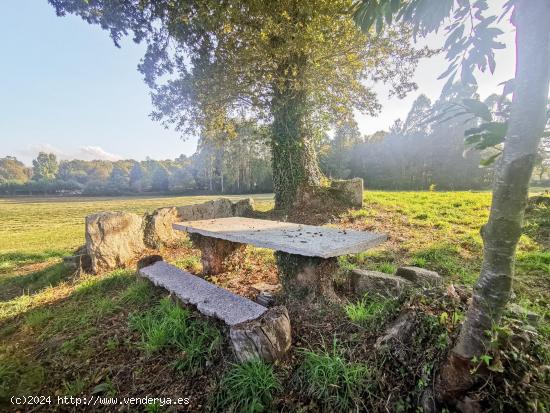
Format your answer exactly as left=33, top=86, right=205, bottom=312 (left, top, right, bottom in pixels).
left=0, top=1, right=516, bottom=165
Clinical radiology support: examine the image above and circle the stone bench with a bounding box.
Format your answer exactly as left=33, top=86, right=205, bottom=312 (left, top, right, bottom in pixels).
left=173, top=217, right=387, bottom=300
left=139, top=260, right=291, bottom=362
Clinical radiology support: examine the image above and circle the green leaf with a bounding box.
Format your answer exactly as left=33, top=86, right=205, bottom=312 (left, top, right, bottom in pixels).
left=461, top=99, right=492, bottom=121
left=465, top=122, right=507, bottom=138
left=479, top=152, right=501, bottom=166
left=444, top=25, right=464, bottom=49
left=480, top=354, right=493, bottom=366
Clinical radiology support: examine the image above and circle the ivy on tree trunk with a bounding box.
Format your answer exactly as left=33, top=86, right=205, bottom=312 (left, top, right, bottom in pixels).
left=438, top=0, right=550, bottom=400
left=271, top=61, right=324, bottom=210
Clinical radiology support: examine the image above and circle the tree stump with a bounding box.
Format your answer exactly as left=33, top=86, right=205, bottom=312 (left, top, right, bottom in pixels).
left=229, top=306, right=291, bottom=363
left=189, top=233, right=245, bottom=275
left=275, top=252, right=340, bottom=301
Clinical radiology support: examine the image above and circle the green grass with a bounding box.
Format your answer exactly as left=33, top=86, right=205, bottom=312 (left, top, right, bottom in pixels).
left=344, top=293, right=399, bottom=327
left=0, top=194, right=273, bottom=254
left=0, top=354, right=45, bottom=401
left=174, top=256, right=202, bottom=273
left=24, top=307, right=53, bottom=329
left=297, top=341, right=370, bottom=411
left=129, top=297, right=221, bottom=374
left=0, top=266, right=222, bottom=400
left=0, top=191, right=548, bottom=409
left=120, top=279, right=154, bottom=304
left=0, top=262, right=74, bottom=304
left=0, top=250, right=67, bottom=274
left=215, top=360, right=281, bottom=413
left=375, top=262, right=397, bottom=274
left=62, top=376, right=87, bottom=396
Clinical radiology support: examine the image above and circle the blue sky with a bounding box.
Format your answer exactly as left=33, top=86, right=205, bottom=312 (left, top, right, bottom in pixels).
left=1, top=1, right=515, bottom=165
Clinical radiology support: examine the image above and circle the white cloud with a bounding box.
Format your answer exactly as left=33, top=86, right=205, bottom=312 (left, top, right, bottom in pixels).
left=16, top=144, right=122, bottom=164
left=74, top=146, right=122, bottom=161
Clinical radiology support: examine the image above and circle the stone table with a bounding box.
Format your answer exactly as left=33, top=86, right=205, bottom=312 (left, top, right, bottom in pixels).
left=173, top=217, right=387, bottom=299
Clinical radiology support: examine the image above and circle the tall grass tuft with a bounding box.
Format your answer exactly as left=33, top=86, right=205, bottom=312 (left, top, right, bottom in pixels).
left=215, top=360, right=281, bottom=413
left=129, top=297, right=221, bottom=374
left=344, top=293, right=398, bottom=328
left=297, top=341, right=370, bottom=411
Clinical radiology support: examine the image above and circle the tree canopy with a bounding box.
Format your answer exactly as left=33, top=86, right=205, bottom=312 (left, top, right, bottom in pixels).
left=49, top=0, right=431, bottom=207
left=32, top=152, right=59, bottom=181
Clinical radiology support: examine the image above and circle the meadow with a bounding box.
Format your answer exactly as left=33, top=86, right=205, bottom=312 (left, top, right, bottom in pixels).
left=0, top=191, right=548, bottom=412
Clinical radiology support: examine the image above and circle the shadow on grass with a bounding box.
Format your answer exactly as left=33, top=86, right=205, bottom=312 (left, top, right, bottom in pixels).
left=0, top=262, right=74, bottom=302
left=0, top=250, right=68, bottom=274
left=0, top=269, right=156, bottom=403
left=0, top=269, right=152, bottom=335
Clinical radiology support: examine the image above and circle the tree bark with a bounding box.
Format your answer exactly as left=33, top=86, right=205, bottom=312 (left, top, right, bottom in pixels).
left=229, top=306, right=292, bottom=363
left=438, top=0, right=550, bottom=400
left=271, top=57, right=324, bottom=210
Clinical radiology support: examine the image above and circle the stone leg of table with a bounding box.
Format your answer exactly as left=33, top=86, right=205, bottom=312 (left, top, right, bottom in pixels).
left=275, top=252, right=340, bottom=301
left=189, top=233, right=246, bottom=275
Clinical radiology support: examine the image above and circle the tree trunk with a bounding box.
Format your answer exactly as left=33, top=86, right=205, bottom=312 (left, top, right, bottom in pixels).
left=438, top=0, right=550, bottom=400
left=209, top=155, right=213, bottom=192
left=271, top=60, right=324, bottom=210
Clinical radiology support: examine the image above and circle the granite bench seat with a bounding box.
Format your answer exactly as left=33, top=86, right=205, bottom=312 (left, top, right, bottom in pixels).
left=139, top=260, right=292, bottom=363
left=139, top=260, right=267, bottom=326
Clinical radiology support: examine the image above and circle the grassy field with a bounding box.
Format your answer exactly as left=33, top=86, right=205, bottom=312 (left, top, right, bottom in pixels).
left=0, top=191, right=548, bottom=412
left=0, top=194, right=274, bottom=254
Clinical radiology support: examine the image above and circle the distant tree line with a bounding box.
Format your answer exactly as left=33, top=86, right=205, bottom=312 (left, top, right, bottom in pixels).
left=2, top=90, right=548, bottom=196
left=0, top=120, right=273, bottom=196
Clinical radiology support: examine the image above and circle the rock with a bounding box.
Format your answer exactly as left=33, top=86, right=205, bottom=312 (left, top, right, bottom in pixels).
left=330, top=178, right=364, bottom=208
left=229, top=306, right=291, bottom=363
left=140, top=261, right=290, bottom=363
left=508, top=303, right=540, bottom=326
left=174, top=217, right=386, bottom=259
left=143, top=207, right=184, bottom=249
left=233, top=198, right=255, bottom=217
left=177, top=198, right=235, bottom=221
left=456, top=397, right=482, bottom=413
left=350, top=269, right=412, bottom=298
left=395, top=266, right=442, bottom=287
left=276, top=253, right=341, bottom=302
left=420, top=389, right=437, bottom=413
left=85, top=211, right=145, bottom=274
left=137, top=254, right=164, bottom=269
left=375, top=310, right=416, bottom=350
left=143, top=198, right=256, bottom=249
left=62, top=245, right=92, bottom=273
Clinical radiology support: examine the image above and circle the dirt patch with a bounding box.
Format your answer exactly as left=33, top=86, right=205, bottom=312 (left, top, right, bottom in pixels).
left=209, top=247, right=279, bottom=299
